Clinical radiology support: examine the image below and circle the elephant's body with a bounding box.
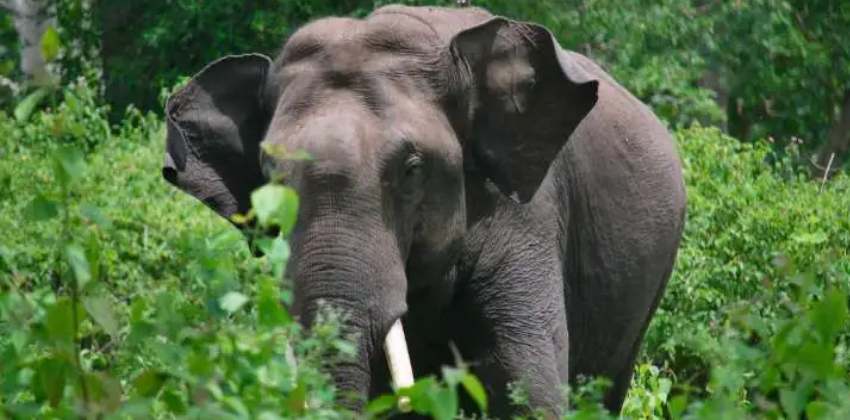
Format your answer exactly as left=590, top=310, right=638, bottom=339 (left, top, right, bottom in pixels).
left=162, top=4, right=685, bottom=417
left=364, top=6, right=686, bottom=414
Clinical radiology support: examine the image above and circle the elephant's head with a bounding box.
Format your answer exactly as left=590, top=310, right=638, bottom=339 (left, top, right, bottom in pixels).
left=162, top=10, right=597, bottom=408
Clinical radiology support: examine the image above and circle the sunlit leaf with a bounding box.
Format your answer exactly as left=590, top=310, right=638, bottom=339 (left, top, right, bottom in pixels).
left=250, top=184, right=299, bottom=235
left=461, top=373, right=488, bottom=413
left=441, top=367, right=463, bottom=387
left=257, top=277, right=290, bottom=327
left=83, top=295, right=119, bottom=337
left=14, top=87, right=51, bottom=122
left=399, top=377, right=437, bottom=415
left=219, top=291, right=249, bottom=313
left=65, top=244, right=91, bottom=289
left=267, top=236, right=290, bottom=279
left=428, top=385, right=458, bottom=420
left=366, top=394, right=397, bottom=415
left=40, top=26, right=61, bottom=62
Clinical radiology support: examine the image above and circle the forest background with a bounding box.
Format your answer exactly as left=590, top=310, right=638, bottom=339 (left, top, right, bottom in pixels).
left=1, top=1, right=849, bottom=418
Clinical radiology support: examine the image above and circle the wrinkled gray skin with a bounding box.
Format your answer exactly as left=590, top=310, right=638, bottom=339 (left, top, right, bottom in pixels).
left=162, top=5, right=685, bottom=417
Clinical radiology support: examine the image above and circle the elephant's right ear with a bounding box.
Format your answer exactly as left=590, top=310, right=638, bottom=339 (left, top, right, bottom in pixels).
left=163, top=54, right=272, bottom=226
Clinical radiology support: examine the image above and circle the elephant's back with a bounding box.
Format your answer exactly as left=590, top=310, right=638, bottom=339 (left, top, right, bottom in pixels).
left=545, top=50, right=686, bottom=379
left=557, top=51, right=686, bottom=253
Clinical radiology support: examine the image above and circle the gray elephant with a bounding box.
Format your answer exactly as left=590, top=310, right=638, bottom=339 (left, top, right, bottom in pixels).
left=162, top=4, right=686, bottom=417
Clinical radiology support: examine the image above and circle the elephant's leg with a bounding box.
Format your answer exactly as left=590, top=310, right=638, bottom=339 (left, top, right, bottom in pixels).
left=454, top=227, right=569, bottom=417
left=563, top=209, right=682, bottom=413
left=473, top=332, right=566, bottom=417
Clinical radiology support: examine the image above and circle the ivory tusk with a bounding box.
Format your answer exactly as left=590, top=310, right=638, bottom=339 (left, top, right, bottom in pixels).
left=384, top=319, right=414, bottom=412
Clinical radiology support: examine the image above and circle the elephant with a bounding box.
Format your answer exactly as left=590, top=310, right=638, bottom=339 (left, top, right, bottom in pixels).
left=161, top=4, right=686, bottom=417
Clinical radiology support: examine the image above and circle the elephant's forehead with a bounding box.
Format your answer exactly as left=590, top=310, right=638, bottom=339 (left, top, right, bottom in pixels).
left=281, top=16, right=439, bottom=67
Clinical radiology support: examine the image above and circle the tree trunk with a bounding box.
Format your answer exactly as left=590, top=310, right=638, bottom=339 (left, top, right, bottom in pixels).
left=811, top=90, right=850, bottom=179
left=5, top=0, right=54, bottom=86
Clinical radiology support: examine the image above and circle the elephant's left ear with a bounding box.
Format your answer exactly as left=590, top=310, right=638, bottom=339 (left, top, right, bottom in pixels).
left=451, top=18, right=598, bottom=202
left=163, top=54, right=272, bottom=224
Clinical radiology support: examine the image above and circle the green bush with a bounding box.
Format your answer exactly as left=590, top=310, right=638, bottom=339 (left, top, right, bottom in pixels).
left=648, top=126, right=850, bottom=369
left=0, top=83, right=481, bottom=419
left=632, top=126, right=850, bottom=418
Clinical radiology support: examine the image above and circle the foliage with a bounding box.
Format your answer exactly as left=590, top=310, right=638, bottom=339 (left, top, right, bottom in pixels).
left=0, top=11, right=19, bottom=109
left=712, top=0, right=850, bottom=149
left=0, top=82, right=482, bottom=419
left=4, top=0, right=842, bottom=171
left=0, top=77, right=111, bottom=152
left=635, top=127, right=850, bottom=418
left=92, top=0, right=401, bottom=115
left=648, top=126, right=850, bottom=373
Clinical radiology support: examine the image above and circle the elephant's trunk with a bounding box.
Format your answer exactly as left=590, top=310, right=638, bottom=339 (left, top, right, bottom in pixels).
left=287, top=210, right=410, bottom=410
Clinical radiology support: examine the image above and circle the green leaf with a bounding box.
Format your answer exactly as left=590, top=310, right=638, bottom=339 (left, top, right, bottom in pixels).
left=790, top=231, right=828, bottom=245
left=366, top=394, right=398, bottom=416
left=399, top=377, right=437, bottom=415
left=53, top=147, right=87, bottom=186
left=0, top=245, right=14, bottom=273
left=251, top=184, right=283, bottom=226
left=461, top=373, right=488, bottom=413
left=285, top=382, right=306, bottom=414
left=23, top=194, right=58, bottom=221
left=668, top=395, right=688, bottom=419
left=83, top=372, right=123, bottom=414
left=257, top=278, right=291, bottom=327
left=428, top=385, right=458, bottom=420
left=14, top=87, right=51, bottom=122
left=267, top=236, right=290, bottom=279
left=35, top=357, right=69, bottom=407
left=65, top=244, right=91, bottom=289
left=40, top=26, right=61, bottom=62
left=133, top=370, right=167, bottom=397
left=83, top=295, right=119, bottom=337
left=46, top=298, right=79, bottom=350
left=809, top=289, right=848, bottom=342
left=441, top=366, right=463, bottom=387
left=805, top=401, right=830, bottom=419
left=219, top=291, right=249, bottom=313
left=80, top=204, right=112, bottom=229
left=250, top=184, right=299, bottom=234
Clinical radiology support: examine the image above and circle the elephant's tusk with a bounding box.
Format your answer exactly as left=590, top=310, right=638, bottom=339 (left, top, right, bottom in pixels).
left=384, top=319, right=414, bottom=412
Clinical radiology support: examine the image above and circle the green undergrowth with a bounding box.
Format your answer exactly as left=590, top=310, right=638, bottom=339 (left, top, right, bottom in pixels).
left=1, top=85, right=849, bottom=418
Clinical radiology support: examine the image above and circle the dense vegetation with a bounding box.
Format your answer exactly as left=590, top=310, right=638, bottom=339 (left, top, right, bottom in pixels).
left=1, top=1, right=848, bottom=418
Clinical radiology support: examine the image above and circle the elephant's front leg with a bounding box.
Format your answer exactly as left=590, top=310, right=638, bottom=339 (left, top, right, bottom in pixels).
left=455, top=237, right=569, bottom=417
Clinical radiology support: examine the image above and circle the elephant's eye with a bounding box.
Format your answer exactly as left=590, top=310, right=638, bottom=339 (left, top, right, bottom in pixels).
left=404, top=154, right=423, bottom=179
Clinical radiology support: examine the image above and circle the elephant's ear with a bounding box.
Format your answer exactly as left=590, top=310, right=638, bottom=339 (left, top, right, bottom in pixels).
left=163, top=54, right=272, bottom=225
left=451, top=18, right=598, bottom=202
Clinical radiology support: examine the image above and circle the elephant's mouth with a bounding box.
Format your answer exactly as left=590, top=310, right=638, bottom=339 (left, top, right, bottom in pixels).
left=384, top=319, right=415, bottom=412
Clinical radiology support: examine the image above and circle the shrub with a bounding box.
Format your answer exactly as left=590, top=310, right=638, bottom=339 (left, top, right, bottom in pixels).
left=0, top=87, right=481, bottom=419
left=632, top=126, right=850, bottom=418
